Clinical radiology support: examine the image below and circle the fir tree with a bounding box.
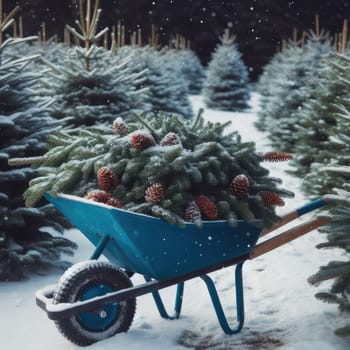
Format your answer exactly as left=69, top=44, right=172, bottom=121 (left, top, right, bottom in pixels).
left=291, top=52, right=350, bottom=180
left=0, top=8, right=76, bottom=280
left=171, top=48, right=205, bottom=95
left=256, top=32, right=332, bottom=151
left=39, top=0, right=148, bottom=127
left=24, top=111, right=294, bottom=229
left=119, top=46, right=194, bottom=119
left=202, top=29, right=250, bottom=112
left=309, top=178, right=350, bottom=337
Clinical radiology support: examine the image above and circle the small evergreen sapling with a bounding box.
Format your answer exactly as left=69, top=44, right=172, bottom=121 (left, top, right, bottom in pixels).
left=202, top=29, right=250, bottom=112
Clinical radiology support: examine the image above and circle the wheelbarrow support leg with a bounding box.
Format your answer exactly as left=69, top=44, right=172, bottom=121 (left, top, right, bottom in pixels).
left=90, top=235, right=110, bottom=260
left=200, top=261, right=245, bottom=334
left=145, top=275, right=184, bottom=320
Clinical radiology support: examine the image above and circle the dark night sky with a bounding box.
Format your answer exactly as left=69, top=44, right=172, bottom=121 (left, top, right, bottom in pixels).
left=6, top=0, right=350, bottom=77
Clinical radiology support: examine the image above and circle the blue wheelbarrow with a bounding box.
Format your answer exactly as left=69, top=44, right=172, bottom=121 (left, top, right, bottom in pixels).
left=36, top=193, right=328, bottom=346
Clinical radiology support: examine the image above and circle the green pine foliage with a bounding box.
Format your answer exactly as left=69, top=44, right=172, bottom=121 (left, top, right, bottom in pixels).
left=202, top=32, right=250, bottom=112
left=119, top=46, right=194, bottom=118
left=171, top=49, right=205, bottom=95
left=24, top=111, right=293, bottom=228
left=295, top=53, right=350, bottom=197
left=256, top=32, right=332, bottom=151
left=0, top=37, right=76, bottom=281
left=40, top=44, right=149, bottom=127
left=309, top=181, right=350, bottom=336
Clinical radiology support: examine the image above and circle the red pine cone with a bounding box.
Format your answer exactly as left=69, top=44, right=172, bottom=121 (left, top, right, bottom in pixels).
left=229, top=174, right=249, bottom=198
left=145, top=182, right=165, bottom=203
left=185, top=201, right=202, bottom=222
left=130, top=130, right=156, bottom=150
left=106, top=197, right=123, bottom=209
left=97, top=167, right=119, bottom=192
left=113, top=117, right=129, bottom=136
left=259, top=191, right=285, bottom=206
left=195, top=195, right=218, bottom=220
left=85, top=189, right=111, bottom=203
left=262, top=152, right=293, bottom=162
left=160, top=132, right=181, bottom=146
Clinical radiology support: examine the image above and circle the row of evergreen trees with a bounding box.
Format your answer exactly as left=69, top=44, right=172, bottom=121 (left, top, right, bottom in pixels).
left=256, top=28, right=350, bottom=336
left=1, top=0, right=251, bottom=280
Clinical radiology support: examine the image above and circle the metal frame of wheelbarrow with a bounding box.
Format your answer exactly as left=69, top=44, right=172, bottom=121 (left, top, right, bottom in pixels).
left=36, top=198, right=328, bottom=335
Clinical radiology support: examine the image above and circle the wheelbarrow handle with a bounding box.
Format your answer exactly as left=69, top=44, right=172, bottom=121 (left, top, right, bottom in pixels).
left=260, top=198, right=327, bottom=238
left=249, top=216, right=329, bottom=260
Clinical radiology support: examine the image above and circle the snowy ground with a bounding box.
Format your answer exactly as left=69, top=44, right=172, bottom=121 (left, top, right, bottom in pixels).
left=1, top=94, right=349, bottom=350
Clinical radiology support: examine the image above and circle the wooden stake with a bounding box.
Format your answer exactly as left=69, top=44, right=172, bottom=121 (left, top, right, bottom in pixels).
left=19, top=15, right=23, bottom=37
left=293, top=27, right=297, bottom=43
left=338, top=32, right=343, bottom=52
left=121, top=25, right=125, bottom=46
left=41, top=21, right=46, bottom=44
left=151, top=23, right=156, bottom=47
left=334, top=33, right=338, bottom=50
left=117, top=21, right=121, bottom=47
left=342, top=19, right=348, bottom=53
left=12, top=19, right=17, bottom=37
left=315, top=14, right=320, bottom=37
left=301, top=31, right=307, bottom=48
left=137, top=27, right=142, bottom=46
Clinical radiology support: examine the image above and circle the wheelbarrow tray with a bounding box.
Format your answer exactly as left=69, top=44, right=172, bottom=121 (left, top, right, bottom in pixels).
left=45, top=193, right=262, bottom=280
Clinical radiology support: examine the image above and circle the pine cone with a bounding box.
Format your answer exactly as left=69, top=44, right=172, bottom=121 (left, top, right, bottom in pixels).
left=145, top=182, right=164, bottom=203
left=113, top=117, right=128, bottom=136
left=130, top=130, right=156, bottom=150
left=85, top=189, right=111, bottom=203
left=185, top=201, right=202, bottom=222
left=262, top=152, right=293, bottom=162
left=259, top=191, right=285, bottom=206
left=97, top=167, right=119, bottom=192
left=229, top=174, right=249, bottom=198
left=106, top=197, right=123, bottom=209
left=195, top=195, right=218, bottom=220
left=160, top=132, right=181, bottom=146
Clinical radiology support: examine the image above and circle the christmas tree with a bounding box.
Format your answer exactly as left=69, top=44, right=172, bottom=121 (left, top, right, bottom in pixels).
left=118, top=45, right=193, bottom=119
left=24, top=110, right=294, bottom=229
left=0, top=5, right=76, bottom=281
left=291, top=51, right=350, bottom=181
left=202, top=29, right=250, bottom=112
left=309, top=176, right=350, bottom=337
left=256, top=31, right=332, bottom=151
left=39, top=0, right=149, bottom=127
left=171, top=48, right=205, bottom=95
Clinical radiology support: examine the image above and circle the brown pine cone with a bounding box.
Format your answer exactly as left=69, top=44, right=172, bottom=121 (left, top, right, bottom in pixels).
left=160, top=132, right=181, bottom=146
left=106, top=197, right=123, bottom=209
left=85, top=189, right=111, bottom=203
left=97, top=167, right=119, bottom=192
left=185, top=201, right=202, bottom=222
left=259, top=191, right=285, bottom=206
left=145, top=182, right=164, bottom=203
left=262, top=152, right=293, bottom=162
left=195, top=195, right=218, bottom=220
left=229, top=174, right=249, bottom=198
left=113, top=117, right=129, bottom=136
left=130, top=130, right=156, bottom=150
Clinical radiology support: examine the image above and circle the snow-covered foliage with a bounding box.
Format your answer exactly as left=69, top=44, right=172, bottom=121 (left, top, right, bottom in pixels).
left=256, top=32, right=333, bottom=151
left=309, top=180, right=350, bottom=337
left=202, top=33, right=250, bottom=112
left=39, top=44, right=149, bottom=127
left=0, top=37, right=76, bottom=281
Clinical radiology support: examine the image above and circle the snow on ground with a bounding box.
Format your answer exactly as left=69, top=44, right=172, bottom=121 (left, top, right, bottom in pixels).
left=1, top=94, right=349, bottom=350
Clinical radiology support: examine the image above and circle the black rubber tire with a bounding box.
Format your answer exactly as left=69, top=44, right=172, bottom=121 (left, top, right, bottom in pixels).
left=53, top=260, right=136, bottom=346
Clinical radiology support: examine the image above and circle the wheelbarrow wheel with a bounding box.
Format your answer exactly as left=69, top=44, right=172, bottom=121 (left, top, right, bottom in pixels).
left=52, top=260, right=136, bottom=346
